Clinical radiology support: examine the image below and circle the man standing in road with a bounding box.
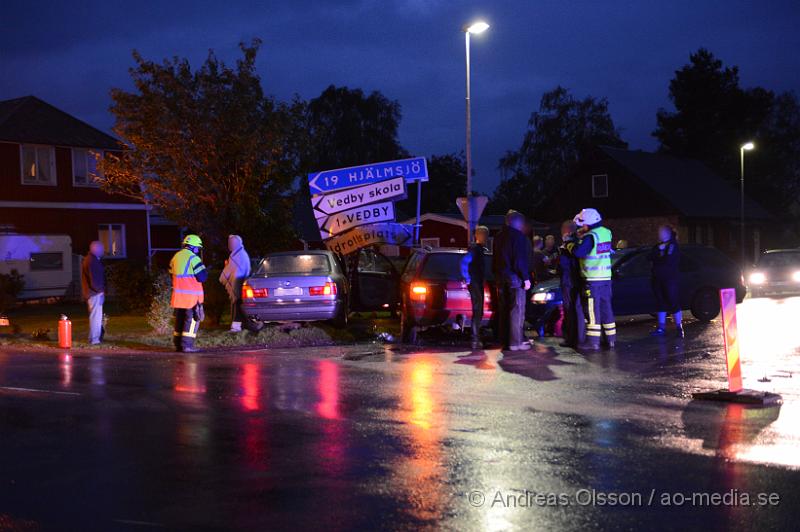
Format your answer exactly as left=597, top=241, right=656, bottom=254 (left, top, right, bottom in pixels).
left=461, top=225, right=490, bottom=350
left=572, top=208, right=616, bottom=350
left=493, top=210, right=532, bottom=351
left=557, top=220, right=585, bottom=348
left=81, top=241, right=105, bottom=345
left=220, top=234, right=251, bottom=333
left=170, top=234, right=208, bottom=353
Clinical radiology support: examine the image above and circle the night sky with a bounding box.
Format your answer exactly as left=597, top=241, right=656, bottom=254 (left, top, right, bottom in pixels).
left=2, top=0, right=798, bottom=193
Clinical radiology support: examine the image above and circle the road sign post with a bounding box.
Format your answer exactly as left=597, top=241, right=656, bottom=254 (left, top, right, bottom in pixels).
left=312, top=177, right=406, bottom=218
left=692, top=288, right=781, bottom=405
left=456, top=195, right=488, bottom=243
left=317, top=201, right=396, bottom=240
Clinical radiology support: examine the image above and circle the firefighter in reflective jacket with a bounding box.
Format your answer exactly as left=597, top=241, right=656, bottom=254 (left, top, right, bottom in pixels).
left=572, top=209, right=616, bottom=350
left=170, top=234, right=208, bottom=352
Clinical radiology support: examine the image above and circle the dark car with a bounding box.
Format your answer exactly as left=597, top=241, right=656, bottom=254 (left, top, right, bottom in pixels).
left=527, top=245, right=745, bottom=329
left=748, top=249, right=800, bottom=298
left=241, top=248, right=401, bottom=330
left=399, top=248, right=493, bottom=343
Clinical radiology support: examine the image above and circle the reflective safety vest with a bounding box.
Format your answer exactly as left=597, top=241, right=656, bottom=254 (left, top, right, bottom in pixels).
left=579, top=226, right=613, bottom=281
left=170, top=248, right=205, bottom=308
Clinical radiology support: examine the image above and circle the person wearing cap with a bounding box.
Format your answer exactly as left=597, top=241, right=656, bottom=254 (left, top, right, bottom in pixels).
left=219, top=234, right=252, bottom=333
left=81, top=241, right=106, bottom=345
left=461, top=225, right=490, bottom=349
left=572, top=208, right=616, bottom=349
left=492, top=210, right=532, bottom=351
left=169, top=234, right=208, bottom=352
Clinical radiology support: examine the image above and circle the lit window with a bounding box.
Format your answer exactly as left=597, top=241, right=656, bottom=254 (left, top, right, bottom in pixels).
left=592, top=174, right=608, bottom=198
left=98, top=224, right=126, bottom=258
left=21, top=145, right=56, bottom=185
left=72, top=148, right=104, bottom=187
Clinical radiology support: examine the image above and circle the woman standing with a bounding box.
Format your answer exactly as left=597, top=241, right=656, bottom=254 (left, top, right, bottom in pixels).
left=650, top=225, right=684, bottom=337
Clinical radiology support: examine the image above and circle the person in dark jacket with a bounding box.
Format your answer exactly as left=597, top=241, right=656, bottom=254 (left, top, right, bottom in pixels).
left=492, top=210, right=532, bottom=351
left=557, top=220, right=585, bottom=348
left=80, top=241, right=105, bottom=345
left=649, top=225, right=684, bottom=337
left=460, top=225, right=490, bottom=349
left=530, top=236, right=550, bottom=285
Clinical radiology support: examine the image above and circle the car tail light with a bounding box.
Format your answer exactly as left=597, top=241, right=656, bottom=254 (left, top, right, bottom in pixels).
left=242, top=284, right=268, bottom=299
left=410, top=283, right=427, bottom=302
left=309, top=282, right=337, bottom=296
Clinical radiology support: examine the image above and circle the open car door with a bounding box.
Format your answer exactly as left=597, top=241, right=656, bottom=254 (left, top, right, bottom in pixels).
left=351, top=247, right=401, bottom=313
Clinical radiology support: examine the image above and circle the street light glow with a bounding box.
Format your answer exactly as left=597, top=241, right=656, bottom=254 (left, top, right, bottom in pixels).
left=742, top=142, right=755, bottom=150
left=466, top=21, right=490, bottom=34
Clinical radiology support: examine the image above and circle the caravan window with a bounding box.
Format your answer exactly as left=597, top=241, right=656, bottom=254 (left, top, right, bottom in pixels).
left=30, top=252, right=63, bottom=271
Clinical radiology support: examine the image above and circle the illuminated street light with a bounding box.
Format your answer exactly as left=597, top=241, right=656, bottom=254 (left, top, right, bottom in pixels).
left=463, top=20, right=489, bottom=242
left=740, top=142, right=755, bottom=266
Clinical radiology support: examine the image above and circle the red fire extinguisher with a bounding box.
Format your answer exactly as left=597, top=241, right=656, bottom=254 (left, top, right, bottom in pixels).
left=58, top=314, right=72, bottom=349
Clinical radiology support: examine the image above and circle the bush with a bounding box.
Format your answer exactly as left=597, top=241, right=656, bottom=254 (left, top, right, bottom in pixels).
left=0, top=269, right=25, bottom=312
left=106, top=262, right=155, bottom=313
left=147, top=273, right=173, bottom=335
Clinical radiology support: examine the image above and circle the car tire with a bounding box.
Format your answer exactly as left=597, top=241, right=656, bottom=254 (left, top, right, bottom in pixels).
left=400, top=307, right=418, bottom=344
left=244, top=317, right=264, bottom=332
left=691, top=287, right=720, bottom=322
left=331, top=299, right=349, bottom=328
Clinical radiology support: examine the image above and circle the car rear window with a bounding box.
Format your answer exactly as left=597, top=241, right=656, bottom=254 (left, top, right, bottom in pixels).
left=419, top=253, right=494, bottom=281
left=758, top=252, right=800, bottom=268
left=258, top=254, right=331, bottom=275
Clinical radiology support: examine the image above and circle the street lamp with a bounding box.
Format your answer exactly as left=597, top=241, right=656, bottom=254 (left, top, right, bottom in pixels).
left=464, top=20, right=489, bottom=243
left=740, top=142, right=755, bottom=266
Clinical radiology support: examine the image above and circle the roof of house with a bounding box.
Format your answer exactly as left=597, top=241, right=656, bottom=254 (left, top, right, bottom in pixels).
left=0, top=95, right=120, bottom=150
left=600, top=146, right=772, bottom=220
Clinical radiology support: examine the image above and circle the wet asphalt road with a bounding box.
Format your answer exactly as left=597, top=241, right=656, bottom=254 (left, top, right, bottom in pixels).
left=1, top=298, right=800, bottom=531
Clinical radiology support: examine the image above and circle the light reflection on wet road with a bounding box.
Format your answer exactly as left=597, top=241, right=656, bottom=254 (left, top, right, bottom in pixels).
left=0, top=297, right=799, bottom=530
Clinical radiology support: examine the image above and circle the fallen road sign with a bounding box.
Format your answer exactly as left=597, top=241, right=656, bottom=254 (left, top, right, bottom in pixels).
left=325, top=223, right=414, bottom=255
left=318, top=201, right=395, bottom=239
left=308, top=157, right=428, bottom=194
left=312, top=177, right=406, bottom=218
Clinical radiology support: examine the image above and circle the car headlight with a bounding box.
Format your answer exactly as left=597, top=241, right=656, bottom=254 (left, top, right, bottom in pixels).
left=532, top=292, right=555, bottom=303
left=749, top=272, right=766, bottom=285
left=793, top=271, right=800, bottom=283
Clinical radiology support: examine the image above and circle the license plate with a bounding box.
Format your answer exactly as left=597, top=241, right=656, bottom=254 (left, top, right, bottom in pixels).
left=0, top=318, right=9, bottom=326
left=275, top=287, right=302, bottom=296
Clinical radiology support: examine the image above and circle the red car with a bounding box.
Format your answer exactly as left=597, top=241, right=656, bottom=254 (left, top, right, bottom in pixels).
left=399, top=248, right=493, bottom=343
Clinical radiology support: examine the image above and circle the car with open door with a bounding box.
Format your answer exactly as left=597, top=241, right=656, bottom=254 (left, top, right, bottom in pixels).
left=347, top=247, right=402, bottom=315
left=527, top=245, right=745, bottom=330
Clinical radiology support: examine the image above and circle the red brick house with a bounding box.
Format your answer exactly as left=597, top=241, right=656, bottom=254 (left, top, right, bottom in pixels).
left=0, top=96, right=178, bottom=265
left=540, top=146, right=776, bottom=263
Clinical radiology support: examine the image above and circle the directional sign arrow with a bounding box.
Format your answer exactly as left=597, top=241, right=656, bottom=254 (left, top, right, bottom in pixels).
left=312, top=177, right=406, bottom=217
left=318, top=201, right=396, bottom=240
left=324, top=223, right=414, bottom=255
left=308, top=157, right=428, bottom=194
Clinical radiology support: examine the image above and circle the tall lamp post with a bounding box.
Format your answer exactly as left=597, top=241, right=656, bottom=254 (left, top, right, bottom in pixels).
left=464, top=20, right=489, bottom=243
left=740, top=142, right=755, bottom=266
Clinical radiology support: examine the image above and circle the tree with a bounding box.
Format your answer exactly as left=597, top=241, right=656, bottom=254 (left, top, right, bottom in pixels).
left=101, top=40, right=304, bottom=260
left=654, top=48, right=800, bottom=215
left=303, top=85, right=407, bottom=173
left=492, top=86, right=626, bottom=213
left=398, top=153, right=467, bottom=216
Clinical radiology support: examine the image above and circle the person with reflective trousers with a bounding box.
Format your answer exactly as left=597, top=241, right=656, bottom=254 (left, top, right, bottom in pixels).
left=572, top=208, right=616, bottom=350
left=170, top=234, right=208, bottom=352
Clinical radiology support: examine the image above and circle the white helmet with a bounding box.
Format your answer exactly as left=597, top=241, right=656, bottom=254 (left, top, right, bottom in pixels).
left=574, top=208, right=602, bottom=226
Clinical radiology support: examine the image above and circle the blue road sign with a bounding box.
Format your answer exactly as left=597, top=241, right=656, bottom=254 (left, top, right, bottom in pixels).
left=308, top=157, right=428, bottom=194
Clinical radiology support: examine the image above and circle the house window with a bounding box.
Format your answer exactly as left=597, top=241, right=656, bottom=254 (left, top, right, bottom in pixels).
left=21, top=145, right=56, bottom=185
left=98, top=224, right=126, bottom=258
left=591, top=174, right=608, bottom=198
left=30, top=252, right=63, bottom=271
left=72, top=148, right=103, bottom=187
left=420, top=238, right=440, bottom=249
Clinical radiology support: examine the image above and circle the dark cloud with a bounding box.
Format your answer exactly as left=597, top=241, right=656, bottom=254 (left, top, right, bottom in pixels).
left=1, top=0, right=798, bottom=194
